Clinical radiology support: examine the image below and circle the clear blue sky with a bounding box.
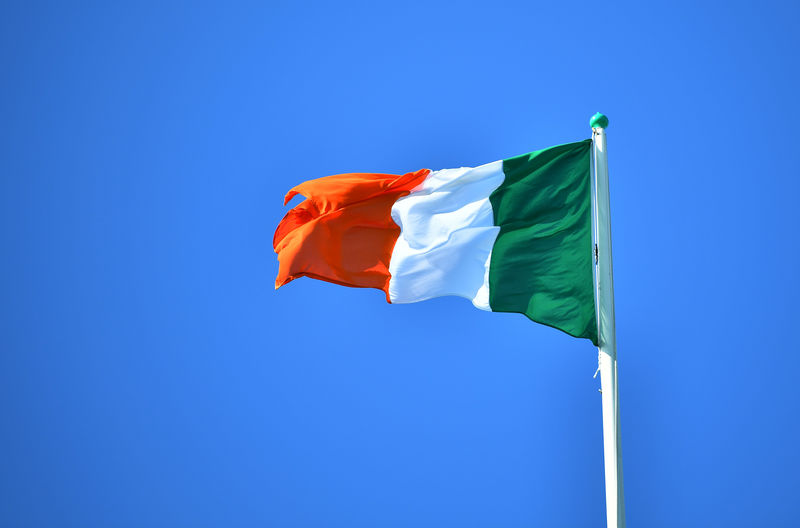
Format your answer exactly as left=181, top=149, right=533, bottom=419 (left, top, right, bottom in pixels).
left=2, top=1, right=799, bottom=526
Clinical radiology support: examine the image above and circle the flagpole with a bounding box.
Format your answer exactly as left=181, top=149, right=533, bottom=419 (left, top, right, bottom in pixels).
left=590, top=112, right=625, bottom=528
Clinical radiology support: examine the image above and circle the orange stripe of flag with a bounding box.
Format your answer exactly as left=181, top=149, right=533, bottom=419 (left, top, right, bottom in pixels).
left=273, top=169, right=430, bottom=300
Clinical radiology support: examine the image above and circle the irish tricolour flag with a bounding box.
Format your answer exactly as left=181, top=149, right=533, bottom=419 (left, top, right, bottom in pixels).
left=274, top=139, right=598, bottom=344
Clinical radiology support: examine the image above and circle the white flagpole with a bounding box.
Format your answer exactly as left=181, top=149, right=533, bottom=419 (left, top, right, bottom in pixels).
left=590, top=113, right=625, bottom=528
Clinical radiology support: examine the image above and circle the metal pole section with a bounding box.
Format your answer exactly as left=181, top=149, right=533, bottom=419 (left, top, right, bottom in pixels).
left=590, top=113, right=625, bottom=528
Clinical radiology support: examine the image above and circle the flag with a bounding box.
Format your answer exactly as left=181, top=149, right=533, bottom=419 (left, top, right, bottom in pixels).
left=273, top=139, right=598, bottom=344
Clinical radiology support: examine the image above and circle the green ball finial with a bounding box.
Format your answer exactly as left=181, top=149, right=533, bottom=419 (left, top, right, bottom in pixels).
left=590, top=112, right=609, bottom=129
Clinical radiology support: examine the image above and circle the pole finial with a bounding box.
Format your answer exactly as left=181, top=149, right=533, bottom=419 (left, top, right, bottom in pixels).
left=590, top=112, right=609, bottom=129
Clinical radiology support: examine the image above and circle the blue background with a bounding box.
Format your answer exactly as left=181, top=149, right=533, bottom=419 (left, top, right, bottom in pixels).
left=2, top=1, right=799, bottom=526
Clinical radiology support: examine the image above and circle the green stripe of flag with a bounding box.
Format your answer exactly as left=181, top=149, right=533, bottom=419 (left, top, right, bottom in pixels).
left=489, top=139, right=598, bottom=345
